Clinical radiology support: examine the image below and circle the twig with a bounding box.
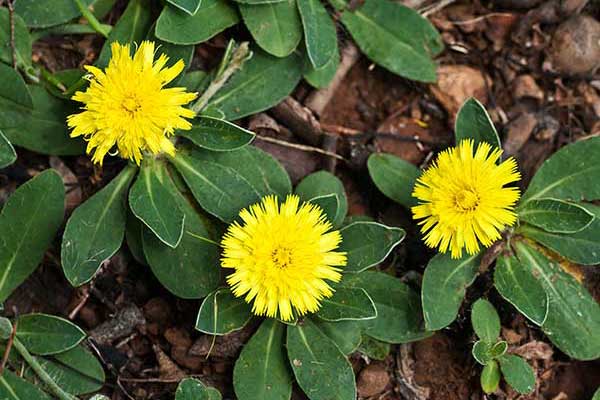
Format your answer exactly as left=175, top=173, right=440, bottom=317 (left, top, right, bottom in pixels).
left=420, top=0, right=456, bottom=16
left=0, top=321, right=17, bottom=375
left=6, top=0, right=16, bottom=68
left=271, top=97, right=322, bottom=146
left=191, top=42, right=251, bottom=114
left=72, top=0, right=110, bottom=38
left=13, top=337, right=77, bottom=400
left=255, top=135, right=346, bottom=161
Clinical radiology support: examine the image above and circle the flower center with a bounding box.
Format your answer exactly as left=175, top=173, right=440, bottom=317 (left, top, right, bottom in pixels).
left=455, top=189, right=479, bottom=211
left=122, top=97, right=141, bottom=114
left=272, top=247, right=293, bottom=269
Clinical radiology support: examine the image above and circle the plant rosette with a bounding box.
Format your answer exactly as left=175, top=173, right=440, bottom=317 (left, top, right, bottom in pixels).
left=192, top=175, right=429, bottom=400
left=368, top=97, right=600, bottom=362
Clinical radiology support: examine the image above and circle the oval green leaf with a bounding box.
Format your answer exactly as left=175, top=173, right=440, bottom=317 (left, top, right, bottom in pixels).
left=343, top=271, right=430, bottom=343
left=208, top=50, right=303, bottom=120
left=317, top=287, right=376, bottom=322
left=156, top=0, right=239, bottom=45
left=480, top=360, right=500, bottom=394
left=295, top=171, right=347, bottom=227
left=297, top=0, right=337, bottom=68
left=176, top=378, right=222, bottom=400
left=521, top=137, right=600, bottom=204
left=240, top=0, right=302, bottom=58
left=233, top=319, right=292, bottom=400
left=287, top=318, right=356, bottom=400
left=494, top=254, right=548, bottom=326
left=16, top=314, right=85, bottom=355
left=333, top=0, right=442, bottom=82
left=62, top=165, right=136, bottom=287
left=0, top=170, right=64, bottom=302
left=177, top=117, right=255, bottom=151
left=313, top=319, right=362, bottom=355
left=367, top=153, right=420, bottom=208
left=303, top=47, right=339, bottom=89
left=455, top=98, right=500, bottom=149
left=14, top=0, right=93, bottom=28
left=498, top=354, right=535, bottom=394
left=422, top=253, right=480, bottom=331
left=195, top=288, right=253, bottom=335
left=471, top=299, right=501, bottom=343
left=129, top=159, right=184, bottom=248
left=518, top=198, right=594, bottom=234
left=338, top=222, right=405, bottom=273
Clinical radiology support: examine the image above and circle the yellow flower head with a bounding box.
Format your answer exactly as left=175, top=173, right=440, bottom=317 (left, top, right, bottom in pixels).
left=221, top=195, right=347, bottom=322
left=412, top=140, right=521, bottom=258
left=67, top=41, right=197, bottom=165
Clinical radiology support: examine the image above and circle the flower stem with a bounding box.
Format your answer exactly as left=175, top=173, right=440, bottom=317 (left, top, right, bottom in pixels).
left=190, top=41, right=252, bottom=114
left=72, top=0, right=111, bottom=38
left=12, top=337, right=77, bottom=400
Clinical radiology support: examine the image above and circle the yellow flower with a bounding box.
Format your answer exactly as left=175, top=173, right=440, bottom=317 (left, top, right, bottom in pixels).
left=67, top=41, right=197, bottom=165
left=412, top=140, right=521, bottom=258
left=221, top=195, right=347, bottom=322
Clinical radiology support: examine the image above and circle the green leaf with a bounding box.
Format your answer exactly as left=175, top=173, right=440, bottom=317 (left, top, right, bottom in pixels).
left=1, top=85, right=85, bottom=156
left=295, top=171, right=347, bottom=227
left=142, top=162, right=220, bottom=299
left=343, top=271, right=430, bottom=343
left=472, top=340, right=507, bottom=365
left=196, top=288, right=253, bottom=335
left=367, top=153, right=420, bottom=208
left=156, top=0, right=239, bottom=45
left=176, top=378, right=221, bottom=400
left=125, top=210, right=147, bottom=265
left=472, top=340, right=493, bottom=365
left=339, top=222, right=405, bottom=273
left=518, top=198, right=594, bottom=234
left=521, top=137, right=600, bottom=204
left=96, top=0, right=153, bottom=67
left=313, top=319, right=362, bottom=355
left=287, top=318, right=356, bottom=400
left=422, top=253, right=479, bottom=331
left=592, top=387, right=600, bottom=400
left=519, top=203, right=600, bottom=265
left=317, top=287, right=376, bottom=322
left=0, top=370, right=52, bottom=400
left=240, top=0, right=302, bottom=58
left=498, top=354, right=535, bottom=394
left=515, top=242, right=600, bottom=360
left=454, top=98, right=500, bottom=149
left=494, top=254, right=548, bottom=326
left=62, top=165, right=136, bottom=287
left=297, top=0, right=337, bottom=69
left=307, top=194, right=339, bottom=224
left=303, top=48, right=339, bottom=89
left=170, top=152, right=262, bottom=223
left=0, top=130, right=16, bottom=168
left=129, top=159, right=184, bottom=248
left=333, top=0, right=442, bottom=82
left=193, top=146, right=292, bottom=200
left=14, top=0, right=93, bottom=28
left=0, top=62, right=33, bottom=110
left=30, top=344, right=105, bottom=395
left=357, top=335, right=390, bottom=360
left=167, top=0, right=202, bottom=15
left=208, top=50, right=303, bottom=120
left=0, top=317, right=12, bottom=340
left=178, top=117, right=255, bottom=151
left=16, top=314, right=85, bottom=355
left=0, top=170, right=64, bottom=302
left=0, top=8, right=31, bottom=67
left=480, top=360, right=500, bottom=394
left=471, top=299, right=501, bottom=342
left=233, top=319, right=292, bottom=400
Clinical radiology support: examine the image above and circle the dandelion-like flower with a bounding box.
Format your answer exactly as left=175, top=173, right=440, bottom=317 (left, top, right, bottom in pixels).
left=412, top=140, right=521, bottom=258
left=67, top=41, right=197, bottom=165
left=221, top=195, right=347, bottom=322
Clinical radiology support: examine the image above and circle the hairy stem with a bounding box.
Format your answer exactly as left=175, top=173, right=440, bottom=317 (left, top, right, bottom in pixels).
left=13, top=337, right=76, bottom=400
left=72, top=0, right=110, bottom=38
left=190, top=42, right=252, bottom=114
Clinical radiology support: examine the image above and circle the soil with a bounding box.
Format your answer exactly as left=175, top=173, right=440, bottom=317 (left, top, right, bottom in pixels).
left=1, top=0, right=600, bottom=399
